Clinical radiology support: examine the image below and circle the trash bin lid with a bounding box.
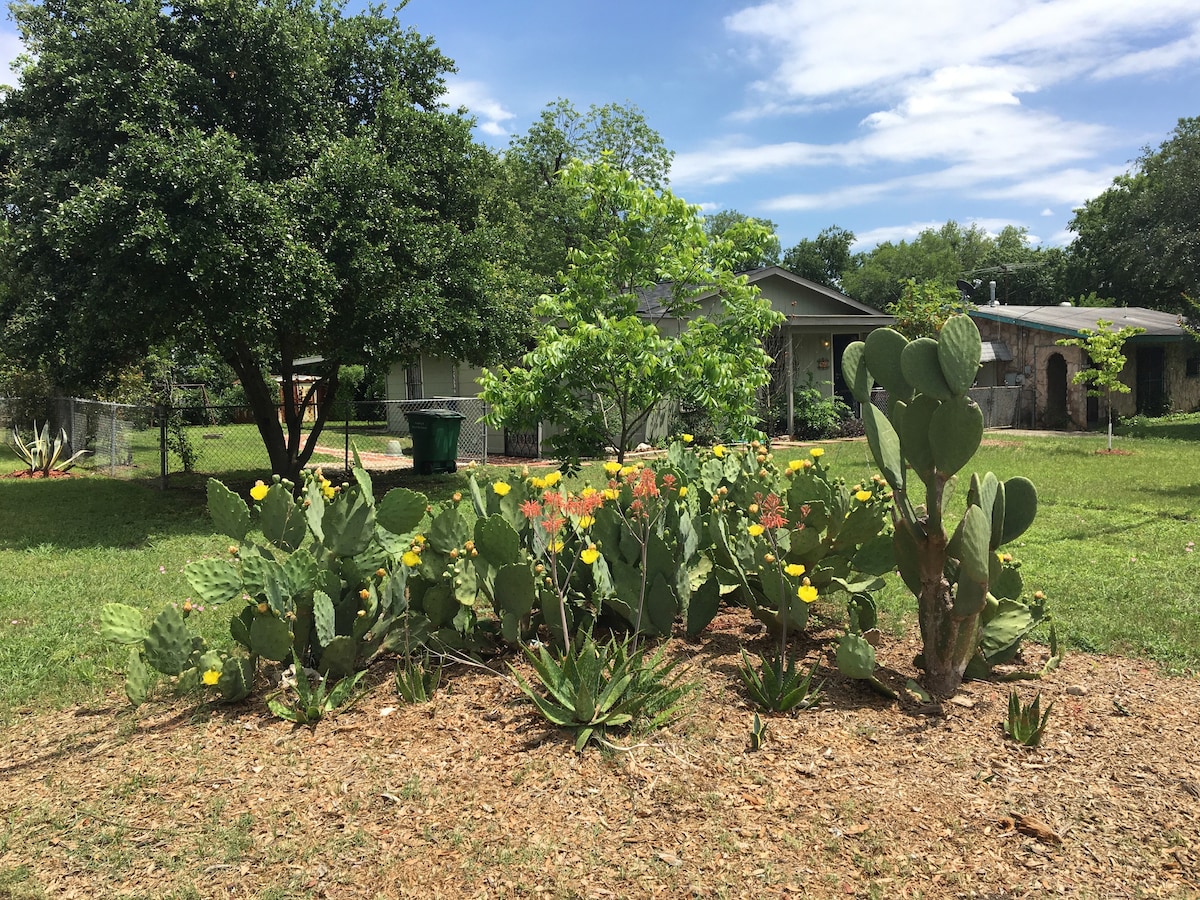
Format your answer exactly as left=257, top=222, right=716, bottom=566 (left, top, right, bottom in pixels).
left=406, top=408, right=466, bottom=420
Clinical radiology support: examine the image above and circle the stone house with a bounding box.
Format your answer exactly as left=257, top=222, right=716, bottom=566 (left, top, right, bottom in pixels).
left=969, top=305, right=1198, bottom=429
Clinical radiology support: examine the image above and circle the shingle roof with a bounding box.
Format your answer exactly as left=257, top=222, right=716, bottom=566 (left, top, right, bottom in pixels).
left=971, top=305, right=1186, bottom=340
left=635, top=266, right=883, bottom=319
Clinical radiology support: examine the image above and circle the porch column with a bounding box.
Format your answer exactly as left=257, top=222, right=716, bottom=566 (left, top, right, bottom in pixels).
left=785, top=328, right=795, bottom=437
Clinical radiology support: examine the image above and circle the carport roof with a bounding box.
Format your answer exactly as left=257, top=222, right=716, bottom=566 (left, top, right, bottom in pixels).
left=971, top=305, right=1187, bottom=340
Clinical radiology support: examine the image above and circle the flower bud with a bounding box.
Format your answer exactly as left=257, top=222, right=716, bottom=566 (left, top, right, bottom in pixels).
left=228, top=545, right=239, bottom=556
left=359, top=589, right=370, bottom=600
left=376, top=568, right=387, bottom=578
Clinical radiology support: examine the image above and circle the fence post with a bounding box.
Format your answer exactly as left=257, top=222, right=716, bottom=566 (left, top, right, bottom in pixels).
left=345, top=410, right=350, bottom=473
left=158, top=403, right=168, bottom=490
left=481, top=401, right=488, bottom=466
left=109, top=402, right=117, bottom=476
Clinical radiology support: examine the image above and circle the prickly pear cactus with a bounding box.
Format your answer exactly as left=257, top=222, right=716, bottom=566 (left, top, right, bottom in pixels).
left=843, top=315, right=1042, bottom=697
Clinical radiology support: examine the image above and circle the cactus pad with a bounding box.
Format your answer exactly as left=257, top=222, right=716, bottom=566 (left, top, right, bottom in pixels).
left=929, top=396, right=983, bottom=478
left=900, top=337, right=953, bottom=400
left=937, top=315, right=982, bottom=395
left=864, top=327, right=912, bottom=399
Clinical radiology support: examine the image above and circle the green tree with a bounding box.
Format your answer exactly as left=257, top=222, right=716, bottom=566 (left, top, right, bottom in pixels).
left=1056, top=318, right=1144, bottom=450
left=703, top=209, right=781, bottom=270
left=839, top=221, right=1067, bottom=309
left=0, top=0, right=528, bottom=480
left=499, top=99, right=673, bottom=291
left=1069, top=118, right=1200, bottom=313
left=480, top=159, right=783, bottom=463
left=780, top=225, right=856, bottom=288
left=885, top=279, right=975, bottom=340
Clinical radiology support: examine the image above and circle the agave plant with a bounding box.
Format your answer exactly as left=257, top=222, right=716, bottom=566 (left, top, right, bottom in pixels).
left=10, top=422, right=91, bottom=474
left=512, top=632, right=693, bottom=751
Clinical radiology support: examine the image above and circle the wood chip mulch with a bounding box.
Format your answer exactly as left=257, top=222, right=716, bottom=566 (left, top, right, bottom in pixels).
left=2, top=609, right=1198, bottom=900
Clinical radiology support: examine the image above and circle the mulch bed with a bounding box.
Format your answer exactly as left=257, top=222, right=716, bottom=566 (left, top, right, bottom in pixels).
left=2, top=608, right=1198, bottom=899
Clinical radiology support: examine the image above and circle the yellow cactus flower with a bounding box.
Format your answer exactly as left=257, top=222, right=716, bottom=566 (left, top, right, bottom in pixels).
left=492, top=481, right=512, bottom=496
left=413, top=534, right=426, bottom=545
left=603, top=461, right=622, bottom=475
left=202, top=669, right=221, bottom=686
left=678, top=486, right=688, bottom=498
left=250, top=480, right=269, bottom=501
left=713, top=444, right=726, bottom=458
left=855, top=489, right=873, bottom=502
left=580, top=487, right=597, bottom=498
left=578, top=515, right=595, bottom=528
left=402, top=550, right=421, bottom=567
left=748, top=523, right=765, bottom=537
left=544, top=471, right=562, bottom=487
left=785, top=563, right=805, bottom=577
left=619, top=465, right=636, bottom=477
left=530, top=476, right=546, bottom=490
left=809, top=447, right=824, bottom=458
left=603, top=488, right=619, bottom=501
left=682, top=433, right=694, bottom=443
left=798, top=583, right=819, bottom=603
left=551, top=539, right=564, bottom=553
left=581, top=546, right=600, bottom=565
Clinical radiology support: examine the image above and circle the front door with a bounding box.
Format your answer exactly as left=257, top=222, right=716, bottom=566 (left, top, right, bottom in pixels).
left=833, top=333, right=859, bottom=413
left=1136, top=346, right=1167, bottom=415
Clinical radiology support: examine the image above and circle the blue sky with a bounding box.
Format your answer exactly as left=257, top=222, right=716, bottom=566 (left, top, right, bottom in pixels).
left=2, top=0, right=1199, bottom=252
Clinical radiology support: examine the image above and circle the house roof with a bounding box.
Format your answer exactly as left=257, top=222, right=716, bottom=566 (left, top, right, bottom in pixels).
left=971, top=305, right=1187, bottom=341
left=636, top=266, right=888, bottom=321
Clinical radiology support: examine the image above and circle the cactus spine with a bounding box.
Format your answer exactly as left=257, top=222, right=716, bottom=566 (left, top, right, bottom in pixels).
left=844, top=315, right=1038, bottom=697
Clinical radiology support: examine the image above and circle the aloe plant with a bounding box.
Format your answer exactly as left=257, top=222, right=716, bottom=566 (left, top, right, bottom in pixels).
left=738, top=649, right=823, bottom=713
left=267, top=654, right=366, bottom=725
left=1004, top=690, right=1053, bottom=747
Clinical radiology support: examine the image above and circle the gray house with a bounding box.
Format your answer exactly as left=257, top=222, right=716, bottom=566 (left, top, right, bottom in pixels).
left=386, top=266, right=892, bottom=454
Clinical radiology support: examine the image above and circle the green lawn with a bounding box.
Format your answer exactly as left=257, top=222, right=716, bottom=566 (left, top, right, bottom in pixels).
left=1, top=426, right=1197, bottom=721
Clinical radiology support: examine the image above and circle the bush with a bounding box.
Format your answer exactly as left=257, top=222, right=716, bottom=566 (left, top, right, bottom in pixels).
left=792, top=380, right=854, bottom=440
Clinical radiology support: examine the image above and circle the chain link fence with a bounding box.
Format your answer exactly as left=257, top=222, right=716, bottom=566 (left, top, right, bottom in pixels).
left=2, top=395, right=494, bottom=486
left=0, top=396, right=157, bottom=476
left=869, top=386, right=1034, bottom=429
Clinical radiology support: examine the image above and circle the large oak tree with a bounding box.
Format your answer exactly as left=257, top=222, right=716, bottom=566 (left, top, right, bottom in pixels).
left=0, top=0, right=528, bottom=479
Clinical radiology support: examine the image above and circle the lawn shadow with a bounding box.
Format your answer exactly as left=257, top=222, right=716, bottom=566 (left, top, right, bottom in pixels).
left=0, top=475, right=214, bottom=550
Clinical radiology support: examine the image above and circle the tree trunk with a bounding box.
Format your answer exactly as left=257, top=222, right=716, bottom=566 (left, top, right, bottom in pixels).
left=226, top=344, right=340, bottom=483
left=913, top=527, right=980, bottom=698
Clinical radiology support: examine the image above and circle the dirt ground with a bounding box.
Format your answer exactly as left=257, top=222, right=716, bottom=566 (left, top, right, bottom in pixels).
left=2, top=609, right=1198, bottom=900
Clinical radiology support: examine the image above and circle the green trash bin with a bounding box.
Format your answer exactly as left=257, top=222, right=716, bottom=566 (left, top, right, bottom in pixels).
left=406, top=408, right=465, bottom=475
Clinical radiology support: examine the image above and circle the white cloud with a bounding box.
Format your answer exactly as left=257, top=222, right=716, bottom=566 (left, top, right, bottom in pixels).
left=725, top=0, right=1200, bottom=104
left=674, top=1, right=1200, bottom=221
left=442, top=79, right=515, bottom=137
left=1095, top=23, right=1200, bottom=78
left=1041, top=208, right=1054, bottom=216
